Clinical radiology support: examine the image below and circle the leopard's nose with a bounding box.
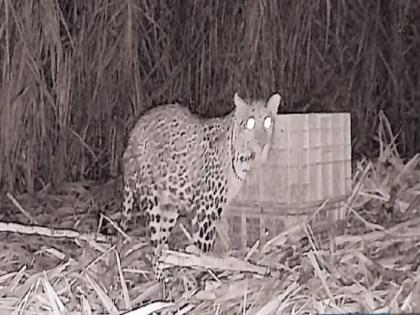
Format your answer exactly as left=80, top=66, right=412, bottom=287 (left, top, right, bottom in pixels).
left=255, top=129, right=267, bottom=147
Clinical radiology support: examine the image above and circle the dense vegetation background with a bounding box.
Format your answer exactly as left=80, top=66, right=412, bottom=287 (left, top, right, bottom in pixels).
left=0, top=0, right=419, bottom=194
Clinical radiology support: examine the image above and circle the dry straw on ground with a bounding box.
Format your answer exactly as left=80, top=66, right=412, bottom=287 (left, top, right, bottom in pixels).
left=1, top=1, right=420, bottom=314
left=0, top=110, right=420, bottom=314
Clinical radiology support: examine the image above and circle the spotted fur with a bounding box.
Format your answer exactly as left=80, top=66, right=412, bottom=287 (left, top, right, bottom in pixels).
left=121, top=93, right=281, bottom=281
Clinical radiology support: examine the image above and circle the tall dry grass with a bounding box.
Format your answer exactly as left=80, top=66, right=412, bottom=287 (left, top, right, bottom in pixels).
left=0, top=0, right=419, bottom=194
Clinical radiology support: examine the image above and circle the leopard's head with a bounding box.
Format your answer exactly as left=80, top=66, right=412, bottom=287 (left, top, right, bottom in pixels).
left=231, top=92, right=281, bottom=179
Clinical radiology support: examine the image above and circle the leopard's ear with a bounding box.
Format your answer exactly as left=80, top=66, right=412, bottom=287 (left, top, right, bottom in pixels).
left=233, top=93, right=249, bottom=119
left=233, top=93, right=248, bottom=116
left=266, top=93, right=281, bottom=114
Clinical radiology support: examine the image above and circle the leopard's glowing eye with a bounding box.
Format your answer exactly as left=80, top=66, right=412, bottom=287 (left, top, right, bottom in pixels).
left=246, top=117, right=256, bottom=130
left=263, top=116, right=272, bottom=129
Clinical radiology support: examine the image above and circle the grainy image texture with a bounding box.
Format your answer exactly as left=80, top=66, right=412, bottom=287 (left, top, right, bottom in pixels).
left=121, top=93, right=280, bottom=280
left=1, top=2, right=419, bottom=194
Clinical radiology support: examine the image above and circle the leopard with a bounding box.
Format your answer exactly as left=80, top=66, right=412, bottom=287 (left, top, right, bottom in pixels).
left=120, top=92, right=281, bottom=281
